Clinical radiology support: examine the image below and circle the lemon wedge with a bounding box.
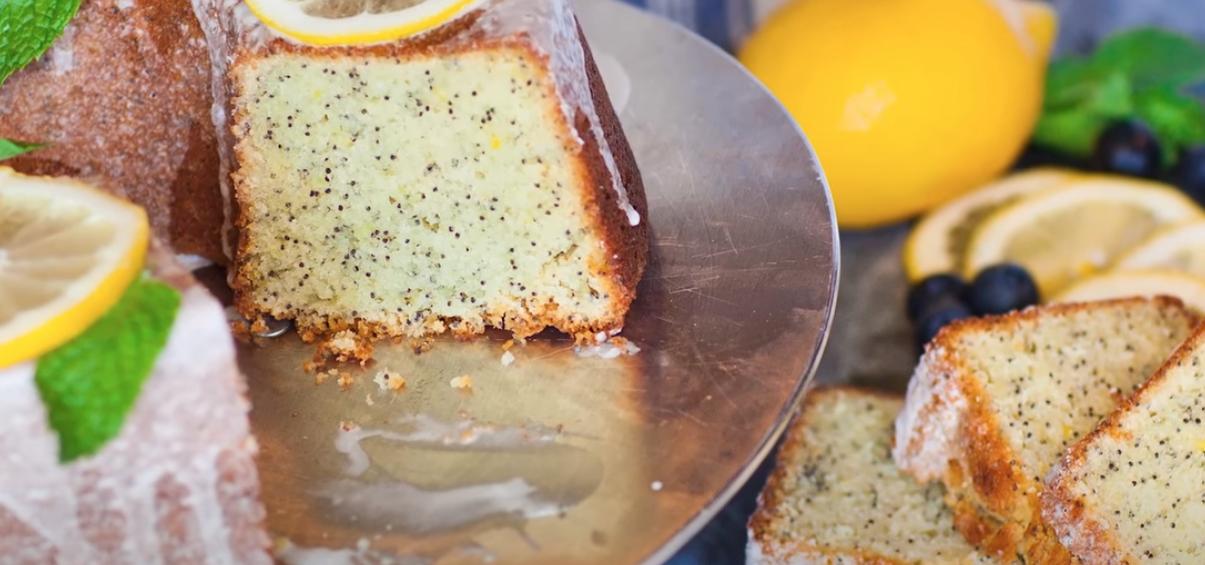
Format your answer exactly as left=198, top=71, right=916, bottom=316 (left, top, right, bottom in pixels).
left=1053, top=270, right=1205, bottom=314
left=964, top=177, right=1204, bottom=295
left=904, top=167, right=1078, bottom=281
left=1115, top=220, right=1205, bottom=277
left=245, top=0, right=481, bottom=46
left=0, top=168, right=149, bottom=369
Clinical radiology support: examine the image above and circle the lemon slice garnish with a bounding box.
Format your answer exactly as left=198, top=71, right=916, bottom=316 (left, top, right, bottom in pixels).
left=903, top=167, right=1079, bottom=282
left=1053, top=270, right=1205, bottom=314
left=0, top=168, right=149, bottom=369
left=245, top=0, right=481, bottom=46
left=964, top=176, right=1204, bottom=296
left=1115, top=220, right=1205, bottom=277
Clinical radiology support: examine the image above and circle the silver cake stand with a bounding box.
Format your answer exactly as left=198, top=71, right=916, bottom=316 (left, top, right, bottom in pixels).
left=237, top=1, right=839, bottom=562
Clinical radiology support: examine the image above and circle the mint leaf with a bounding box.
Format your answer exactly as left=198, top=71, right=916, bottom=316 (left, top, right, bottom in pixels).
left=1033, top=73, right=1134, bottom=158
left=1035, top=27, right=1205, bottom=164
left=1092, top=28, right=1205, bottom=91
left=35, top=278, right=181, bottom=463
left=0, top=0, right=82, bottom=83
left=0, top=138, right=43, bottom=160
left=1134, top=86, right=1205, bottom=163
left=1032, top=108, right=1111, bottom=158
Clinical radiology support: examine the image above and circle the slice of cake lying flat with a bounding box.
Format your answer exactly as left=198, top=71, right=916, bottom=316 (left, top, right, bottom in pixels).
left=0, top=213, right=268, bottom=562
left=1043, top=324, right=1205, bottom=565
left=0, top=0, right=226, bottom=262
left=894, top=298, right=1197, bottom=564
left=749, top=387, right=994, bottom=565
left=191, top=0, right=649, bottom=344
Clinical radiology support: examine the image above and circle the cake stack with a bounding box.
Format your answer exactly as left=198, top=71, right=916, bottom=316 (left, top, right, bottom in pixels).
left=750, top=298, right=1205, bottom=564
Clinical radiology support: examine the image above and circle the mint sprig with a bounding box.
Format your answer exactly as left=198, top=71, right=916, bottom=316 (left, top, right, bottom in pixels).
left=34, top=278, right=181, bottom=463
left=0, top=0, right=82, bottom=83
left=0, top=0, right=84, bottom=157
left=0, top=138, right=43, bottom=160
left=1033, top=28, right=1205, bottom=164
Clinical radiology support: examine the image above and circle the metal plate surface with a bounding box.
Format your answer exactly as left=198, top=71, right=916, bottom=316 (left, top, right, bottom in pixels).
left=239, top=2, right=838, bottom=562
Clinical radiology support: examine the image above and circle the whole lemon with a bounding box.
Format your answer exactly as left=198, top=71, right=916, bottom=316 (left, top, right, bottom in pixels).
left=740, top=0, right=1056, bottom=229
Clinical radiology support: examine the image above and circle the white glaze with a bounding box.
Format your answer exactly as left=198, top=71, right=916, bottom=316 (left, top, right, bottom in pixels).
left=0, top=287, right=269, bottom=563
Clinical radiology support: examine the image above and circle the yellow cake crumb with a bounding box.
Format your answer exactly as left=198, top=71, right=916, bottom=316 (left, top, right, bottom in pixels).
left=373, top=369, right=406, bottom=393
left=450, top=374, right=474, bottom=392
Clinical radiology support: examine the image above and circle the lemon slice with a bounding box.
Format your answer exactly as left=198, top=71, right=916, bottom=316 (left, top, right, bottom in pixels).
left=964, top=176, right=1204, bottom=296
left=245, top=0, right=481, bottom=46
left=0, top=168, right=149, bottom=369
left=904, top=167, right=1078, bottom=281
left=1053, top=270, right=1205, bottom=314
left=1115, top=220, right=1205, bottom=277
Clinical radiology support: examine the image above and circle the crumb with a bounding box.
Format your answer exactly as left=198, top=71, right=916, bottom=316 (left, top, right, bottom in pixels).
left=310, top=329, right=375, bottom=368
left=650, top=481, right=663, bottom=492
left=450, top=374, right=474, bottom=392
left=373, top=370, right=406, bottom=393
left=337, top=371, right=354, bottom=390
left=339, top=420, right=357, bottom=432
left=249, top=318, right=270, bottom=337
left=500, top=350, right=516, bottom=366
left=365, top=394, right=375, bottom=406
left=229, top=317, right=254, bottom=343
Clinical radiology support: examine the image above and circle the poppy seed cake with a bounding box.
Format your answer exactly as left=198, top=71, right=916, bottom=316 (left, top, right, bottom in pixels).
left=1043, top=324, right=1205, bottom=565
left=749, top=387, right=995, bottom=565
left=894, top=298, right=1197, bottom=563
left=191, top=0, right=649, bottom=345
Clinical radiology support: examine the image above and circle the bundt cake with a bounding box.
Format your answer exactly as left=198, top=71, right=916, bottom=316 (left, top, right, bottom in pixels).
left=0, top=0, right=226, bottom=263
left=191, top=0, right=650, bottom=344
left=0, top=172, right=266, bottom=558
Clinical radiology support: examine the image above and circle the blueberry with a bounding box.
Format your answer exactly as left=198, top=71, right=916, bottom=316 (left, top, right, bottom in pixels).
left=968, top=263, right=1040, bottom=315
left=1172, top=145, right=1205, bottom=206
left=1092, top=119, right=1163, bottom=178
left=916, top=296, right=974, bottom=351
left=907, top=273, right=968, bottom=321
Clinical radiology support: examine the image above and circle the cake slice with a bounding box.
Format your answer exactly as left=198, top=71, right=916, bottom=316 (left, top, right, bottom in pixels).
left=894, top=298, right=1197, bottom=563
left=748, top=387, right=994, bottom=565
left=0, top=0, right=225, bottom=262
left=1043, top=324, right=1205, bottom=564
left=0, top=170, right=269, bottom=562
left=191, top=0, right=650, bottom=345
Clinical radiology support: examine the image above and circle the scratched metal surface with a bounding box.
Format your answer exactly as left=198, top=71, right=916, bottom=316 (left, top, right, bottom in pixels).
left=235, top=1, right=838, bottom=563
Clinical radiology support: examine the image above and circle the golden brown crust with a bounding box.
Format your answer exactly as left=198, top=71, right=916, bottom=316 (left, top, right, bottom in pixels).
left=574, top=21, right=650, bottom=317
left=896, top=297, right=1195, bottom=564
left=749, top=387, right=912, bottom=565
left=0, top=0, right=225, bottom=262
left=224, top=23, right=647, bottom=346
left=1041, top=324, right=1205, bottom=565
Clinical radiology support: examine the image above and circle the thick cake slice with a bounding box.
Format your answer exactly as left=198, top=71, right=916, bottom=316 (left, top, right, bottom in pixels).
left=191, top=0, right=650, bottom=344
left=894, top=299, right=1197, bottom=563
left=749, top=387, right=993, bottom=565
left=0, top=0, right=225, bottom=262
left=1043, top=324, right=1205, bottom=565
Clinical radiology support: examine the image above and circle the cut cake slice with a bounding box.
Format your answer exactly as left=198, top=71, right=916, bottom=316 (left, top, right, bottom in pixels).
left=894, top=298, right=1197, bottom=563
left=748, top=387, right=994, bottom=565
left=0, top=251, right=269, bottom=563
left=1043, top=324, right=1205, bottom=564
left=190, top=0, right=649, bottom=345
left=0, top=0, right=225, bottom=262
